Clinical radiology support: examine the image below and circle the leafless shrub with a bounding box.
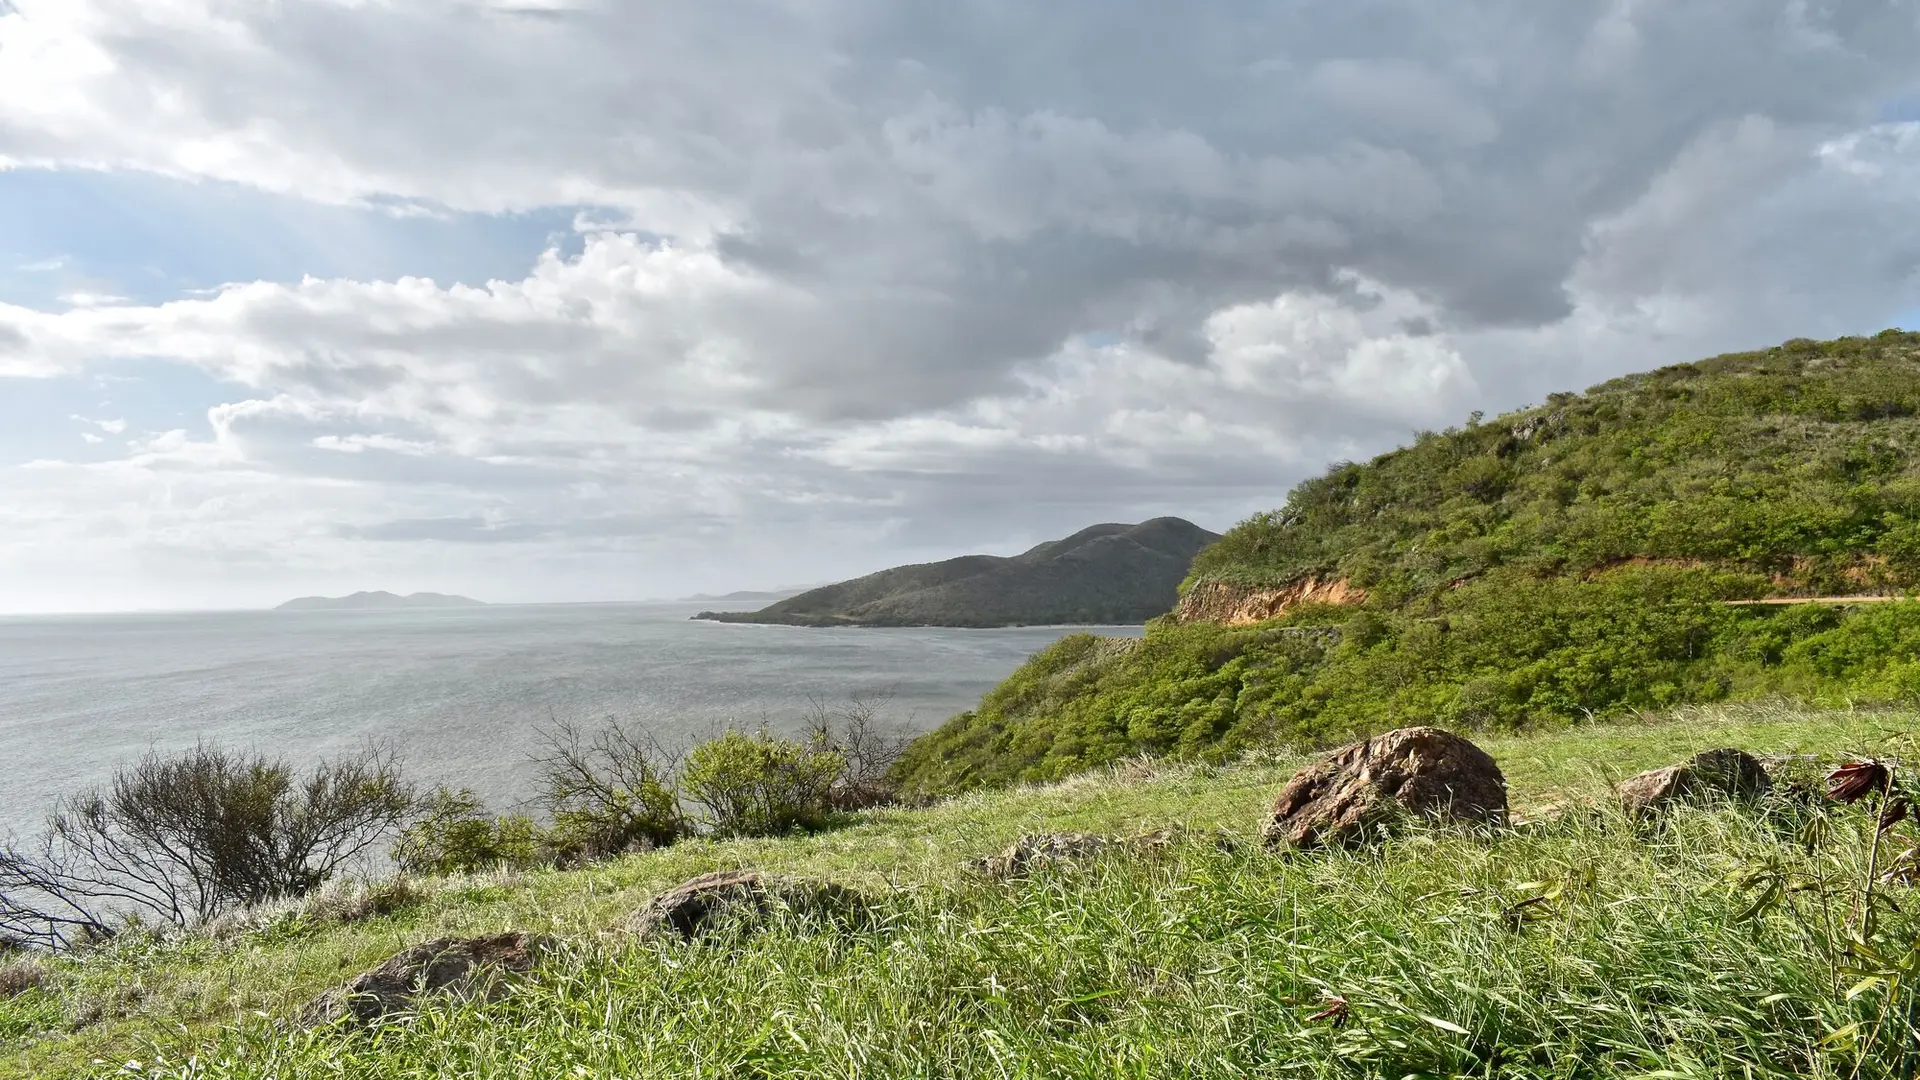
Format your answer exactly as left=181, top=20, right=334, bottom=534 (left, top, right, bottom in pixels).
left=530, top=719, right=688, bottom=862
left=803, top=691, right=914, bottom=810
left=1, top=744, right=413, bottom=948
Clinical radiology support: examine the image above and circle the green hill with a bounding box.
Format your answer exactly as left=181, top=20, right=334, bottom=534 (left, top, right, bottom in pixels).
left=693, top=518, right=1220, bottom=628
left=894, top=329, right=1920, bottom=794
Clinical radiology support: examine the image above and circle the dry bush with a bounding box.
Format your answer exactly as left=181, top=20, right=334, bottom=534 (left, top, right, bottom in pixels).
left=803, top=691, right=914, bottom=810
left=0, top=955, right=50, bottom=998
left=201, top=875, right=431, bottom=942
left=1, top=743, right=414, bottom=947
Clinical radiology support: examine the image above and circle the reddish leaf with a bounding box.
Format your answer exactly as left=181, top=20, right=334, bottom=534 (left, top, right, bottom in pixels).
left=1828, top=760, right=1892, bottom=804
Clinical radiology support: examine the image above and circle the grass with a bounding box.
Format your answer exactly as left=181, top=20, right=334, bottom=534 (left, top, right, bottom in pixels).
left=6, top=702, right=1919, bottom=1079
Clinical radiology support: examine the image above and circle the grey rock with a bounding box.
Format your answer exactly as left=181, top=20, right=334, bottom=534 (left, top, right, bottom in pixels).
left=623, top=870, right=868, bottom=941
left=1617, top=748, right=1771, bottom=818
left=297, top=931, right=550, bottom=1027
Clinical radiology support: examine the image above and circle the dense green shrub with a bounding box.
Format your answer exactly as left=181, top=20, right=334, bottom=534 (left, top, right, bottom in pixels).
left=390, top=787, right=542, bottom=876
left=681, top=730, right=845, bottom=838
left=1187, top=331, right=1920, bottom=596
left=896, top=573, right=1920, bottom=794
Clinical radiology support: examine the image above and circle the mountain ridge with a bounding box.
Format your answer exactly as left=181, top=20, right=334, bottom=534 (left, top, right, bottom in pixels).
left=694, top=517, right=1220, bottom=628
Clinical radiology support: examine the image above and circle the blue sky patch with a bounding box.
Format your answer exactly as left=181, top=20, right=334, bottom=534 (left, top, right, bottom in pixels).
left=0, top=168, right=597, bottom=311
left=0, top=362, right=242, bottom=466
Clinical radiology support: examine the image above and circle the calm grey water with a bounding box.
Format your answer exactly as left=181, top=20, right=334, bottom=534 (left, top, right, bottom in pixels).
left=0, top=602, right=1140, bottom=838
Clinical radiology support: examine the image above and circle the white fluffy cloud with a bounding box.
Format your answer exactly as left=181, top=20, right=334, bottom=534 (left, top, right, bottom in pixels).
left=1, top=0, right=1918, bottom=610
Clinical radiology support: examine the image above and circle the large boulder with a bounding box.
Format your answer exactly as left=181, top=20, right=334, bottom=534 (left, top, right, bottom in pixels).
left=297, top=931, right=550, bottom=1027
left=1262, top=727, right=1508, bottom=849
left=1616, top=748, right=1772, bottom=818
left=622, top=870, right=868, bottom=941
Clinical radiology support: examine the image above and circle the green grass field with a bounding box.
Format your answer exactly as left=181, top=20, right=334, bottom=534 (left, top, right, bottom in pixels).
left=6, top=703, right=1919, bottom=1079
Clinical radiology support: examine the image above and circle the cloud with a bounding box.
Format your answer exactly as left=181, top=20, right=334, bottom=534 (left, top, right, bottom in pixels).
left=59, top=291, right=129, bottom=308
left=69, top=414, right=127, bottom=435
left=0, top=1, right=1918, bottom=609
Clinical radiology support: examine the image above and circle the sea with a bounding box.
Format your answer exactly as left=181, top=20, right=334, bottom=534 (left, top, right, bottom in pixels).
left=0, top=602, right=1142, bottom=839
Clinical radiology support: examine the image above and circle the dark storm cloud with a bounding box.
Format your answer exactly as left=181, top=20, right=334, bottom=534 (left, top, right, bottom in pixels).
left=10, top=2, right=1916, bottom=417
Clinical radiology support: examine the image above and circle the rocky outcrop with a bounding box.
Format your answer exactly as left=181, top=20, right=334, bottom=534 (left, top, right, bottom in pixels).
left=622, top=870, right=868, bottom=941
left=1174, top=577, right=1366, bottom=625
left=1616, top=749, right=1772, bottom=818
left=1262, top=727, right=1508, bottom=849
left=297, top=931, right=550, bottom=1027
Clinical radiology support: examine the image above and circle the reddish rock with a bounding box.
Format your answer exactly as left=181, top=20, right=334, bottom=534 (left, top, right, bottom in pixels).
left=1617, top=748, right=1771, bottom=818
left=297, top=931, right=550, bottom=1027
left=1262, top=727, right=1508, bottom=849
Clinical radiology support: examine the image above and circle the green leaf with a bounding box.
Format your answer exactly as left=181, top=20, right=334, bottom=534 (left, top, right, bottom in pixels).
left=1844, top=975, right=1884, bottom=1001
left=1820, top=1021, right=1862, bottom=1046
left=1419, top=1015, right=1469, bottom=1035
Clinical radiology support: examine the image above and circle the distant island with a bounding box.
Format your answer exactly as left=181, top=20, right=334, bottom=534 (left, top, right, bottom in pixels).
left=275, top=591, right=487, bottom=611
left=679, top=589, right=809, bottom=603
left=693, top=517, right=1220, bottom=628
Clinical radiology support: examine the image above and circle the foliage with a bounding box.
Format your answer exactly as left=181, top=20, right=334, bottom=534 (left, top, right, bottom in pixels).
left=1190, top=330, right=1920, bottom=596
left=897, top=331, right=1920, bottom=793
left=0, top=744, right=413, bottom=946
left=530, top=721, right=687, bottom=862
left=680, top=730, right=846, bottom=838
left=390, top=787, right=543, bottom=877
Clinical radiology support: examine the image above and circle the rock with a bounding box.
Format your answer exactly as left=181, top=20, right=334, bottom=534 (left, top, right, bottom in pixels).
left=623, top=870, right=868, bottom=941
left=970, top=832, right=1113, bottom=878
left=297, top=931, right=550, bottom=1027
left=1124, top=825, right=1243, bottom=857
left=973, top=827, right=1243, bottom=878
left=1616, top=748, right=1772, bottom=818
left=1261, top=726, right=1508, bottom=850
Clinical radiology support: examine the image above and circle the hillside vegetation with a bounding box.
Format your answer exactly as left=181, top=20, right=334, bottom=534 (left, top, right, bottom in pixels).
left=694, top=518, right=1219, bottom=627
left=4, top=706, right=1916, bottom=1079
left=895, top=330, right=1920, bottom=793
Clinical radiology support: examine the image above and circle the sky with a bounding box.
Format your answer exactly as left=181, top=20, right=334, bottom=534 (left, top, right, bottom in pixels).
left=1, top=2, right=1918, bottom=614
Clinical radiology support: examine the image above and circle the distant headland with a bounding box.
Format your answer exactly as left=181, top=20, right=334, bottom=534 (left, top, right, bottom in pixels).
left=678, top=589, right=810, bottom=603
left=694, top=517, right=1220, bottom=628
left=274, top=591, right=487, bottom=611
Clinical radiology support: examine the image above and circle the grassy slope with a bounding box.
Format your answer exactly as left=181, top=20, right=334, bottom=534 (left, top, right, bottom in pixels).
left=1187, top=329, right=1920, bottom=596
left=6, top=704, right=1918, bottom=1078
